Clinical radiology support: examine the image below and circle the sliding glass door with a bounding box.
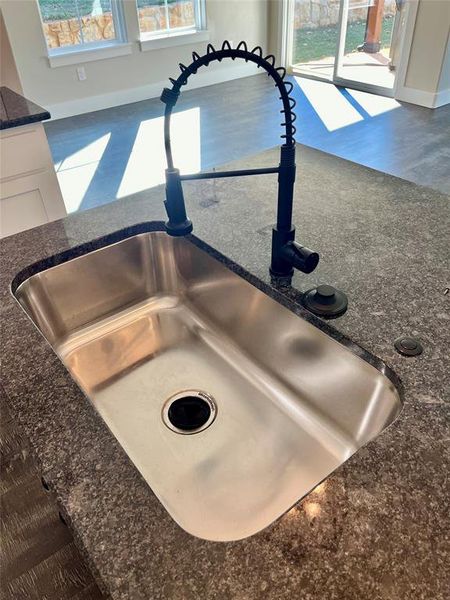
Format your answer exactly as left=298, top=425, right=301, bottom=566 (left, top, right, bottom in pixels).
left=291, top=0, right=339, bottom=81
left=290, top=0, right=405, bottom=96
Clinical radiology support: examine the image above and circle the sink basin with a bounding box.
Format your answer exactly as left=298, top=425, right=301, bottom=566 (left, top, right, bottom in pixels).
left=14, top=231, right=401, bottom=541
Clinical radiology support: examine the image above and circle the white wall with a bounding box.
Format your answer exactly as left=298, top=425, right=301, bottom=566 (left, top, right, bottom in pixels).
left=0, top=8, right=22, bottom=92
left=267, top=0, right=282, bottom=58
left=396, top=0, right=450, bottom=107
left=1, top=0, right=268, bottom=118
left=404, top=0, right=449, bottom=92
left=437, top=28, right=450, bottom=93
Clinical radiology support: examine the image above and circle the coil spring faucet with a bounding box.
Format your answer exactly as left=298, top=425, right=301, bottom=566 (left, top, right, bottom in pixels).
left=160, top=40, right=319, bottom=279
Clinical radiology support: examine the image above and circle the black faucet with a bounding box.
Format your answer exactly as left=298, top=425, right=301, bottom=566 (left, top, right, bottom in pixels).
left=160, top=41, right=348, bottom=316
left=160, top=40, right=318, bottom=279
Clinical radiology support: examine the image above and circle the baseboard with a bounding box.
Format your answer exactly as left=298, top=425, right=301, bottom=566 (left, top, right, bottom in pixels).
left=46, top=63, right=260, bottom=120
left=395, top=85, right=450, bottom=109
left=434, top=87, right=450, bottom=108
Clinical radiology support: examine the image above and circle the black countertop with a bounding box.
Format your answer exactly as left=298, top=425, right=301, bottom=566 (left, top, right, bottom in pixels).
left=0, top=86, right=50, bottom=130
left=1, top=146, right=449, bottom=599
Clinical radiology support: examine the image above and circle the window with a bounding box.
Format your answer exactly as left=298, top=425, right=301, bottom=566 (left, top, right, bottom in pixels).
left=36, top=0, right=207, bottom=65
left=37, top=0, right=127, bottom=52
left=137, top=0, right=205, bottom=39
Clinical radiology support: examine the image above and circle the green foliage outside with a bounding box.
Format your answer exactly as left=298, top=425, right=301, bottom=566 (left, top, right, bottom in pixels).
left=39, top=0, right=185, bottom=22
left=293, top=16, right=394, bottom=64
left=39, top=1, right=111, bottom=20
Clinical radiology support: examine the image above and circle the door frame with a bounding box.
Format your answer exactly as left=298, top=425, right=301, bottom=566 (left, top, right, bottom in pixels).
left=332, top=0, right=394, bottom=97
left=391, top=0, right=420, bottom=100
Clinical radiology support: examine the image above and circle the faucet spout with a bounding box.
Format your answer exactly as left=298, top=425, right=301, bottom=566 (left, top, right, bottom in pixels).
left=160, top=41, right=319, bottom=280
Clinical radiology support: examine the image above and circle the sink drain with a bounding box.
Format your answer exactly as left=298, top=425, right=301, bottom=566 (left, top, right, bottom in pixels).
left=162, top=391, right=217, bottom=434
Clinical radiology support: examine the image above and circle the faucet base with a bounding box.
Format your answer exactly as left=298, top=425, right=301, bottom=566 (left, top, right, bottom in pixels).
left=270, top=227, right=296, bottom=277
left=165, top=220, right=193, bottom=237
left=269, top=266, right=294, bottom=279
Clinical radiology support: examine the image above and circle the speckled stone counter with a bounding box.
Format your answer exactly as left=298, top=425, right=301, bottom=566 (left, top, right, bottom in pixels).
left=1, top=146, right=449, bottom=600
left=0, top=86, right=50, bottom=130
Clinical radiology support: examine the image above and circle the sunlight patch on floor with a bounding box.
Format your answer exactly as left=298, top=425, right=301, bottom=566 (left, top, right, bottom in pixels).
left=57, top=162, right=99, bottom=213
left=57, top=133, right=111, bottom=172
left=56, top=133, right=111, bottom=212
left=295, top=77, right=364, bottom=131
left=346, top=88, right=400, bottom=117
left=117, top=108, right=200, bottom=198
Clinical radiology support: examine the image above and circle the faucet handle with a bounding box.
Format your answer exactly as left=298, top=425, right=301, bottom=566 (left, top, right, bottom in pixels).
left=281, top=241, right=319, bottom=274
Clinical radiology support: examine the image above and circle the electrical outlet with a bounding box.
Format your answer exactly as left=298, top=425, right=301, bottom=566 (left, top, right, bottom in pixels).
left=77, top=66, right=87, bottom=81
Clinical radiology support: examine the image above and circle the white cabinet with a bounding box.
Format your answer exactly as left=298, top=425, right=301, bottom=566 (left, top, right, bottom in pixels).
left=0, top=122, right=67, bottom=238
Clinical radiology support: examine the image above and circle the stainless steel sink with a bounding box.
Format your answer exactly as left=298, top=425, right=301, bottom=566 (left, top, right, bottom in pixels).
left=14, top=231, right=401, bottom=541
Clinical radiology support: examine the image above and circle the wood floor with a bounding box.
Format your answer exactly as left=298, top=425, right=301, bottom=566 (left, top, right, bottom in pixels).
left=0, top=389, right=103, bottom=600
left=45, top=74, right=450, bottom=213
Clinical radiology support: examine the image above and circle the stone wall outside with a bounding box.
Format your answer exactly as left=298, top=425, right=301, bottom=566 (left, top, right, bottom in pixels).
left=137, top=3, right=194, bottom=35
left=294, top=0, right=396, bottom=30
left=43, top=3, right=194, bottom=49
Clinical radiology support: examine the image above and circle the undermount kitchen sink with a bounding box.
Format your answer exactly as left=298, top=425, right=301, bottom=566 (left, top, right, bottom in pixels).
left=14, top=231, right=401, bottom=542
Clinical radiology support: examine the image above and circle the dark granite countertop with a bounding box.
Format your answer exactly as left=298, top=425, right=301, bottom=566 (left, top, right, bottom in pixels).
left=1, top=146, right=449, bottom=600
left=0, top=86, right=50, bottom=130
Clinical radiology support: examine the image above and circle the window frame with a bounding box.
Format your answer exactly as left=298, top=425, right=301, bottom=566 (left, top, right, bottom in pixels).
left=37, top=0, right=129, bottom=60
left=137, top=0, right=207, bottom=43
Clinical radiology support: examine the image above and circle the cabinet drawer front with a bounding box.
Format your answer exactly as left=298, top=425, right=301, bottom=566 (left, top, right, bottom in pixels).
left=1, top=126, right=49, bottom=180
left=0, top=170, right=66, bottom=238
left=0, top=188, right=48, bottom=238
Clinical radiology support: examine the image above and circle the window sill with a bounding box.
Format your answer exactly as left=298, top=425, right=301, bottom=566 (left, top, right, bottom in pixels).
left=139, top=29, right=210, bottom=52
left=48, top=42, right=133, bottom=68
